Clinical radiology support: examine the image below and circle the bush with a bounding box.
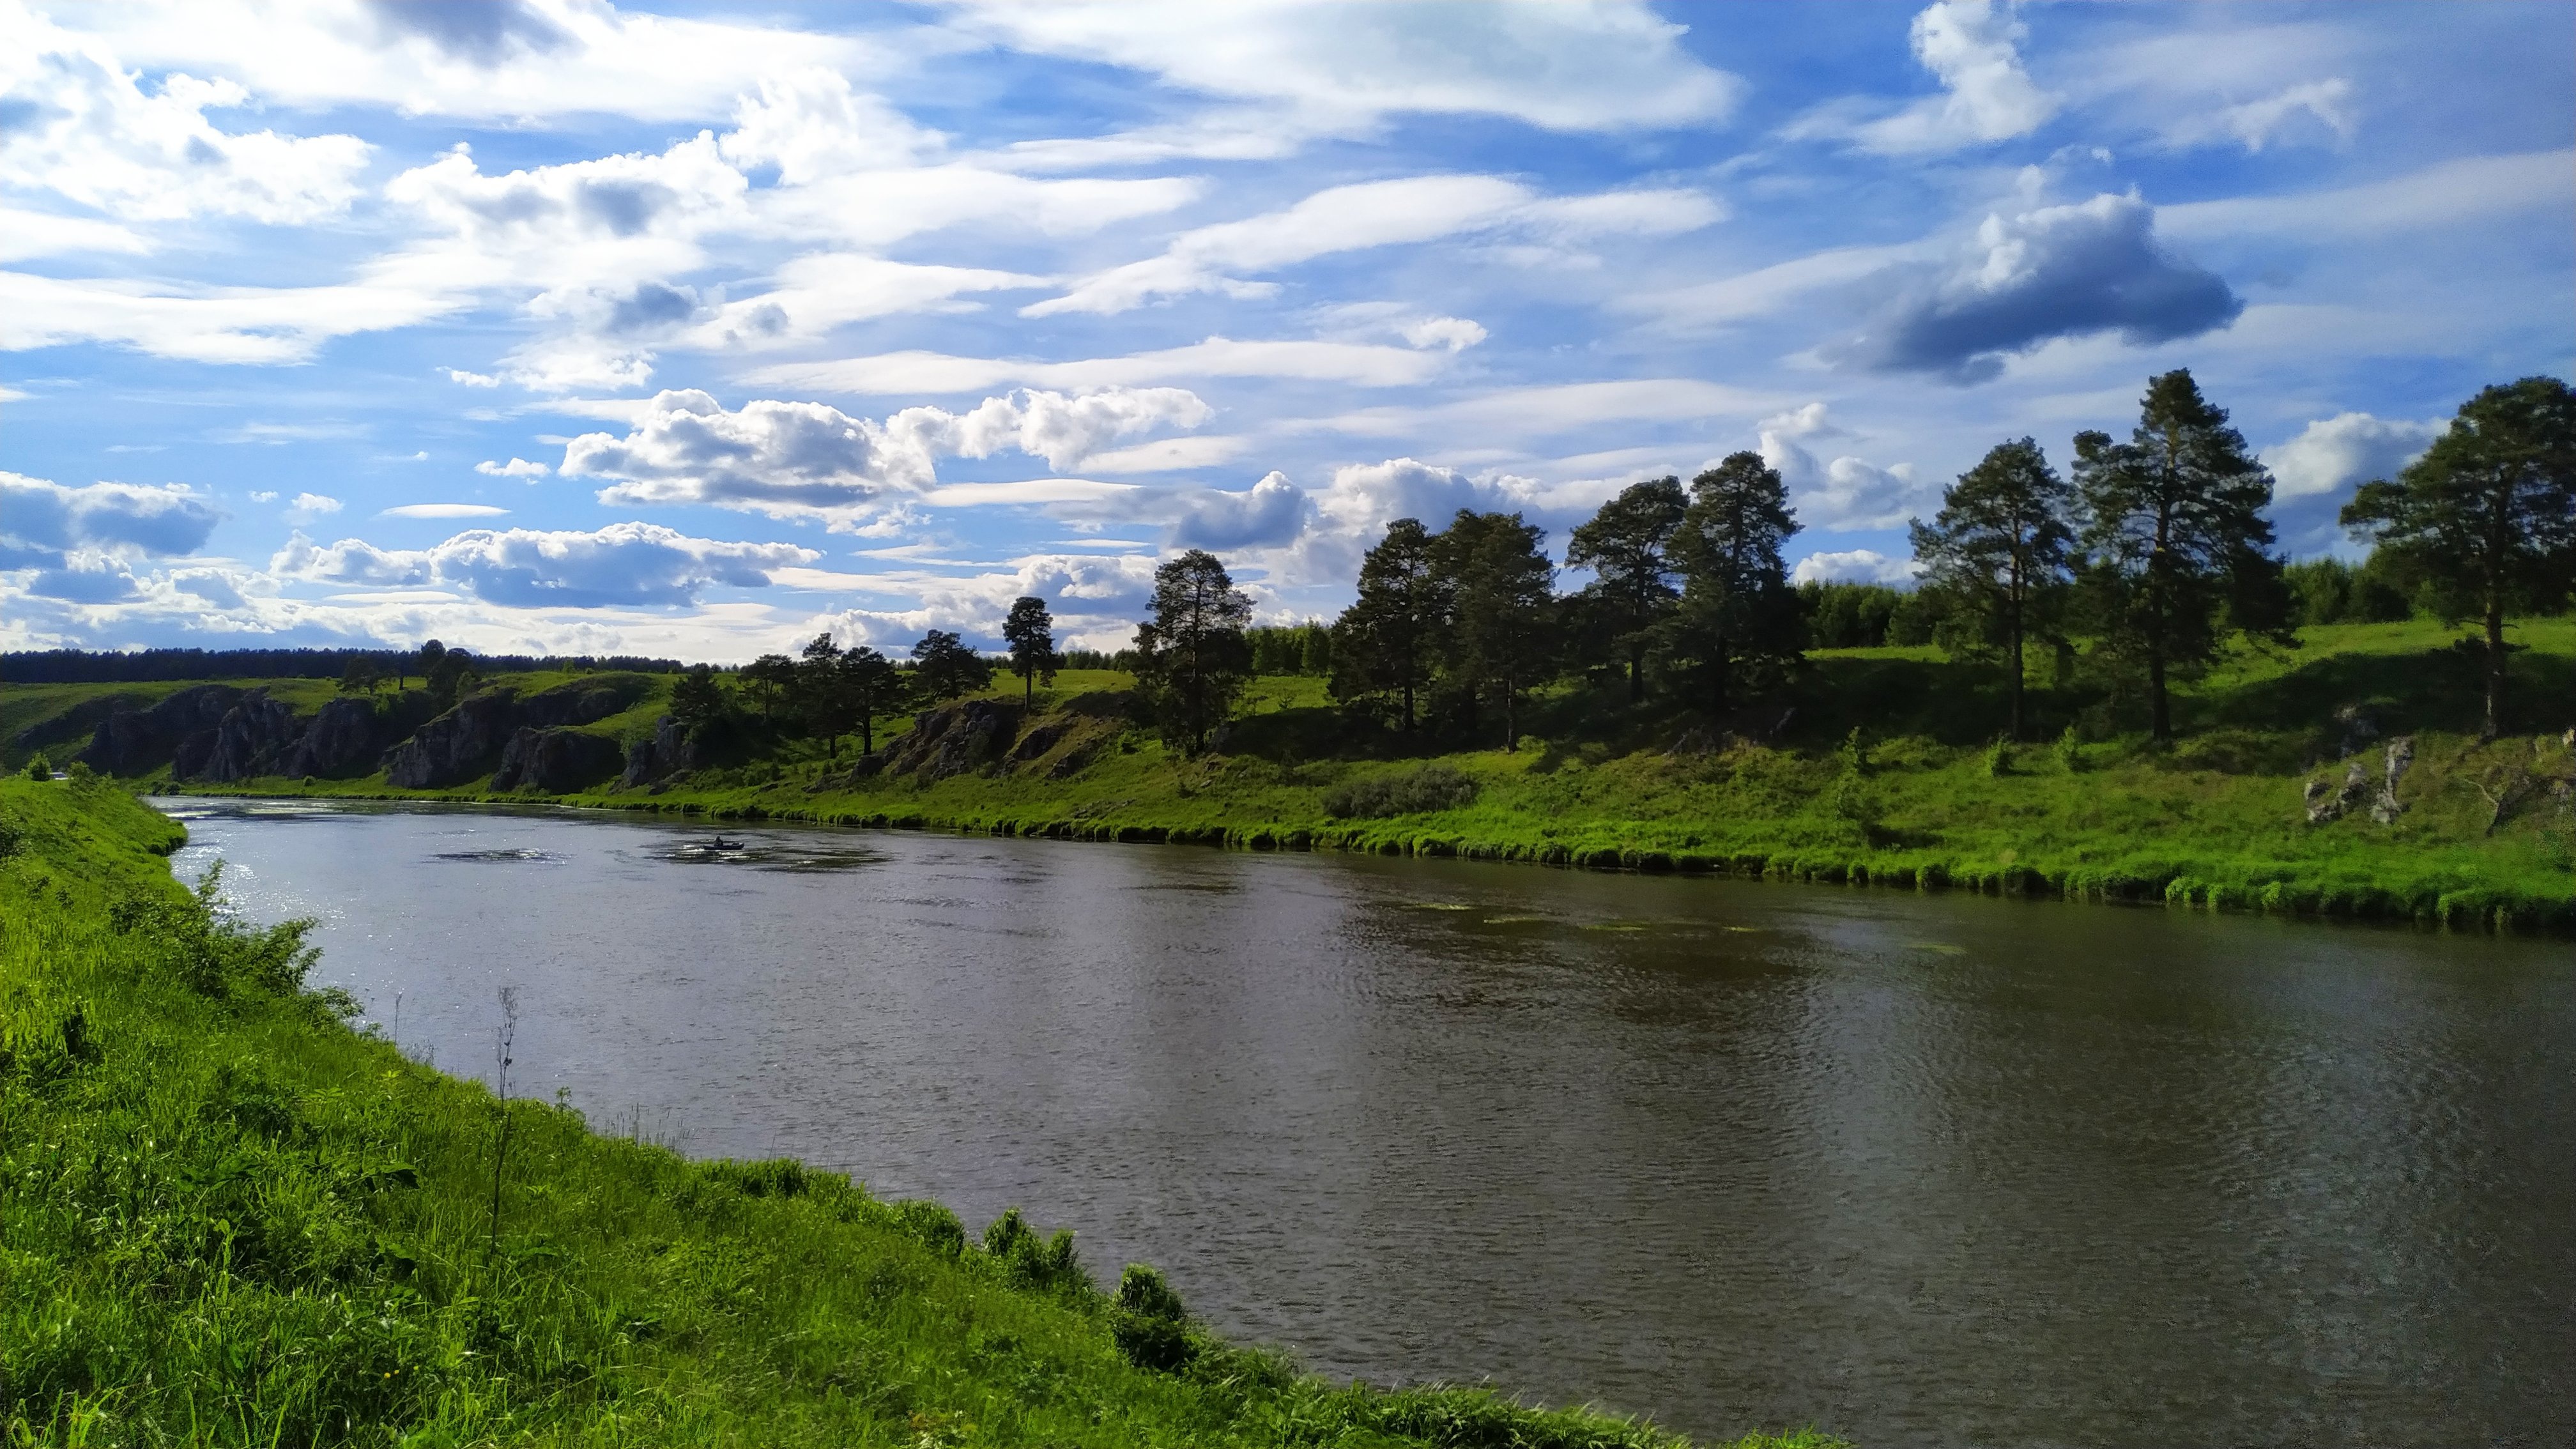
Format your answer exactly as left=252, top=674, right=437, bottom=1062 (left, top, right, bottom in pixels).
left=1112, top=1264, right=1196, bottom=1371
left=1322, top=762, right=1480, bottom=818
left=23, top=753, right=50, bottom=780
left=2055, top=724, right=2084, bottom=773
left=982, top=1208, right=1089, bottom=1296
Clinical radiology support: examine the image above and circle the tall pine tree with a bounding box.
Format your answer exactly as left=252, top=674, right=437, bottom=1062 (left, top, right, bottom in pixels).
left=1567, top=476, right=1687, bottom=704
left=1329, top=518, right=1449, bottom=733
left=1908, top=437, right=2075, bottom=740
left=2073, top=370, right=2290, bottom=741
left=2342, top=376, right=2575, bottom=739
left=1135, top=549, right=1253, bottom=754
left=1667, top=452, right=1800, bottom=720
left=1434, top=510, right=1557, bottom=751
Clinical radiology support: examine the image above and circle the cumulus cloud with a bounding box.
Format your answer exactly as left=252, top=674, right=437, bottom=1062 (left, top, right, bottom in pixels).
left=562, top=385, right=1213, bottom=525
left=1792, top=549, right=1923, bottom=586
left=1793, top=0, right=2053, bottom=155
left=1025, top=175, right=1717, bottom=316
left=1758, top=406, right=1924, bottom=531
left=1170, top=471, right=1310, bottom=550
left=284, top=492, right=341, bottom=522
left=476, top=457, right=552, bottom=479
left=2264, top=411, right=2444, bottom=502
left=0, top=6, right=372, bottom=224
left=800, top=551, right=1162, bottom=651
left=272, top=521, right=817, bottom=608
left=444, top=368, right=502, bottom=387
left=0, top=472, right=222, bottom=566
left=1839, top=191, right=2240, bottom=381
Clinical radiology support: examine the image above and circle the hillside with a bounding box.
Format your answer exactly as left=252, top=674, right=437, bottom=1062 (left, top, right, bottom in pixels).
left=8, top=618, right=2572, bottom=932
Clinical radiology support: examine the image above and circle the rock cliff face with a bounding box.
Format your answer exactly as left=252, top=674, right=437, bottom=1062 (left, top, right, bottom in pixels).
left=277, top=697, right=381, bottom=778
left=617, top=714, right=695, bottom=789
left=80, top=685, right=243, bottom=776
left=197, top=693, right=302, bottom=782
left=875, top=699, right=1020, bottom=783
left=490, top=726, right=626, bottom=793
left=381, top=682, right=632, bottom=788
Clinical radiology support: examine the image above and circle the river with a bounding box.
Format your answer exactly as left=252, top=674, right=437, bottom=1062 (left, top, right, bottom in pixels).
left=160, top=797, right=2574, bottom=1446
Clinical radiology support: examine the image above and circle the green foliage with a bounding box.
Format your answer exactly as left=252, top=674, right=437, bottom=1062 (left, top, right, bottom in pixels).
left=1436, top=510, right=1560, bottom=749
left=1003, top=595, right=1061, bottom=704
left=1323, top=762, right=1482, bottom=818
left=1800, top=582, right=1907, bottom=648
left=981, top=1208, right=1088, bottom=1296
left=2285, top=556, right=2414, bottom=626
left=1136, top=550, right=1253, bottom=755
left=914, top=629, right=997, bottom=703
left=1111, top=1264, right=1196, bottom=1372
left=22, top=753, right=49, bottom=780
left=2054, top=724, right=2084, bottom=774
left=1332, top=518, right=1449, bottom=732
left=2073, top=369, right=2292, bottom=739
left=1568, top=476, right=1688, bottom=703
left=1247, top=622, right=1332, bottom=677
left=1667, top=453, right=1802, bottom=717
left=1910, top=436, right=2076, bottom=739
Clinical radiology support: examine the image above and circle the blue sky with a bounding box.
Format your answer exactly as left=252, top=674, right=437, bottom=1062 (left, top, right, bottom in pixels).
left=4, top=0, right=2570, bottom=660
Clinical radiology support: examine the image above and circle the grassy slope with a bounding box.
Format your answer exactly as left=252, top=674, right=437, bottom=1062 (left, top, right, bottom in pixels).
left=16, top=621, right=2575, bottom=931
left=0, top=778, right=1826, bottom=1447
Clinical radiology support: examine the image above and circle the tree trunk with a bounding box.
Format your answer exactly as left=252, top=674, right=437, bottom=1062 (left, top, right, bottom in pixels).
left=860, top=714, right=873, bottom=756
left=1503, top=671, right=1517, bottom=751
left=1627, top=643, right=1643, bottom=704
left=2484, top=597, right=2506, bottom=741
left=2149, top=647, right=2170, bottom=742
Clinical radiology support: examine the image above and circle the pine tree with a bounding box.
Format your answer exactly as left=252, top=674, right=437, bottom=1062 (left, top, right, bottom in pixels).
left=1908, top=437, right=2076, bottom=739
left=2073, top=370, right=2290, bottom=741
left=1328, top=518, right=1448, bottom=732
left=1001, top=595, right=1059, bottom=708
left=2342, top=376, right=2575, bottom=739
left=1667, top=452, right=1800, bottom=719
left=1434, top=510, right=1556, bottom=751
left=1567, top=476, right=1687, bottom=704
left=1135, top=549, right=1252, bottom=754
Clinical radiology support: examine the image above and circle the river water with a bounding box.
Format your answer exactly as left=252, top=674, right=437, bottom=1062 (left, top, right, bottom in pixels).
left=160, top=798, right=2573, bottom=1446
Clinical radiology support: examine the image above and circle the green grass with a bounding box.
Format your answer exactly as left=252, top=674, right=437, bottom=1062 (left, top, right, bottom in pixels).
left=14, top=620, right=2575, bottom=932
left=0, top=776, right=1834, bottom=1446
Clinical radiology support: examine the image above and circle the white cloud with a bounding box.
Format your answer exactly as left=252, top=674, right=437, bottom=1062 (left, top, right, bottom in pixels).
left=1322, top=378, right=1786, bottom=443
left=284, top=491, right=341, bottom=522
left=247, top=490, right=277, bottom=503
left=947, top=0, right=1740, bottom=134
left=272, top=521, right=818, bottom=608
left=445, top=368, right=502, bottom=388
left=2264, top=411, right=2444, bottom=502
left=2189, top=79, right=2358, bottom=153
left=475, top=457, right=553, bottom=479
left=0, top=471, right=222, bottom=564
left=1170, top=471, right=1309, bottom=549
left=748, top=335, right=1459, bottom=395
left=1792, top=549, right=1922, bottom=586
left=0, top=4, right=371, bottom=224
left=561, top=384, right=1211, bottom=525
left=1755, top=406, right=1924, bottom=531
left=2160, top=150, right=2576, bottom=241
left=0, top=206, right=150, bottom=263
left=0, top=268, right=464, bottom=364
left=381, top=503, right=511, bottom=519
left=1796, top=0, right=2055, bottom=155
left=1026, top=174, right=1719, bottom=316
left=1618, top=243, right=1916, bottom=329
left=73, top=0, right=899, bottom=125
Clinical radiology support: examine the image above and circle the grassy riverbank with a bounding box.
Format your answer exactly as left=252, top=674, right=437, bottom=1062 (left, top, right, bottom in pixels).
left=0, top=776, right=1828, bottom=1446
left=13, top=619, right=2574, bottom=932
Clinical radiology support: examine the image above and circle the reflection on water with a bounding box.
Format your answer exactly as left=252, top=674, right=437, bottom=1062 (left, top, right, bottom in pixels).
left=160, top=797, right=2576, bottom=1447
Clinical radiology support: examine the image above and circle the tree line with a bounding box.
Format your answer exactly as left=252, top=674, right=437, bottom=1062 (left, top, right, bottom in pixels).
left=1108, top=369, right=2570, bottom=752
left=1, top=645, right=684, bottom=686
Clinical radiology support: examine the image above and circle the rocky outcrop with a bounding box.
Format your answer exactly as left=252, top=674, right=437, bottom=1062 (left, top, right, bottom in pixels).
left=2305, top=735, right=2416, bottom=826
left=80, top=685, right=243, bottom=776
left=197, top=693, right=302, bottom=783
left=618, top=714, right=696, bottom=789
left=380, top=691, right=521, bottom=788
left=877, top=699, right=1019, bottom=784
left=276, top=696, right=381, bottom=778
left=379, top=681, right=633, bottom=789
left=490, top=726, right=625, bottom=793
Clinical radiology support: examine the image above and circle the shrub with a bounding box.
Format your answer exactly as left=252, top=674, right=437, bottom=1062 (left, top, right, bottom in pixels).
left=1112, top=1264, right=1196, bottom=1371
left=982, top=1208, right=1088, bottom=1296
left=24, top=753, right=51, bottom=780
left=1984, top=738, right=2011, bottom=777
left=2055, top=724, right=2084, bottom=773
left=1322, top=762, right=1480, bottom=818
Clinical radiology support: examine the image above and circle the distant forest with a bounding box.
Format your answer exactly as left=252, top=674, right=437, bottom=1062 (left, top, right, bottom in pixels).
left=3, top=647, right=684, bottom=685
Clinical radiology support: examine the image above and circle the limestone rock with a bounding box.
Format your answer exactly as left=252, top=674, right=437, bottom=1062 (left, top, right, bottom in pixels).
left=878, top=699, right=1018, bottom=783
left=195, top=693, right=302, bottom=782
left=381, top=691, right=521, bottom=788
left=491, top=726, right=625, bottom=793
left=277, top=696, right=380, bottom=778
left=617, top=714, right=696, bottom=789
left=80, top=685, right=242, bottom=776
left=2370, top=735, right=2414, bottom=824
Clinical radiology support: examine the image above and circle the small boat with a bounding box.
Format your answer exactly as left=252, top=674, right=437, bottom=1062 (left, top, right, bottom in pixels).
left=708, top=835, right=743, bottom=850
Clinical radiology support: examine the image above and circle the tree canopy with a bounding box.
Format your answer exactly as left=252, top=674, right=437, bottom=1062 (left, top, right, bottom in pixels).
left=1910, top=437, right=2075, bottom=739
left=1135, top=549, right=1252, bottom=754
left=1001, top=596, right=1059, bottom=707
left=1666, top=452, right=1802, bottom=719
left=1567, top=475, right=1687, bottom=705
